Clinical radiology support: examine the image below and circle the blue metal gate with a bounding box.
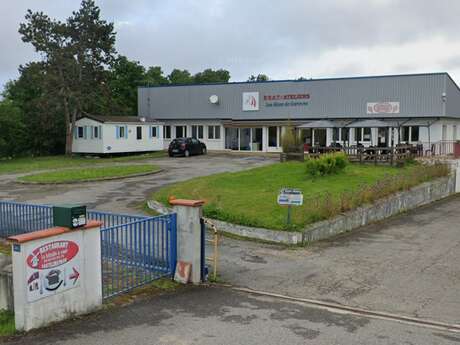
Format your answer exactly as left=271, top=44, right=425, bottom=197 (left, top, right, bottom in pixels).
left=0, top=201, right=177, bottom=300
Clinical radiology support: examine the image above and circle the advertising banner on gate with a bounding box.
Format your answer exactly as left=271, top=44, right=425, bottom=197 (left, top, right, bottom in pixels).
left=26, top=239, right=81, bottom=302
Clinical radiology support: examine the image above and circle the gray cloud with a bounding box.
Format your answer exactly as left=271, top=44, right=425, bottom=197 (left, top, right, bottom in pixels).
left=1, top=0, right=460, bottom=90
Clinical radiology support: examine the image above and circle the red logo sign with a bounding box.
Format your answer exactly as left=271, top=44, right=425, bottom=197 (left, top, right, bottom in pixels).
left=27, top=241, right=79, bottom=270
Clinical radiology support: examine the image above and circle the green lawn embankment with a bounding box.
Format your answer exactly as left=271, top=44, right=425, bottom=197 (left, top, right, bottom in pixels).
left=153, top=162, right=449, bottom=231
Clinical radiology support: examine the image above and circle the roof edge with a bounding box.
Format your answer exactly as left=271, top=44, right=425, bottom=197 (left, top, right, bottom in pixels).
left=138, top=72, right=451, bottom=89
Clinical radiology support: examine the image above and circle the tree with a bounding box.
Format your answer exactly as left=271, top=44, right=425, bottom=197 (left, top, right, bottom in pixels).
left=248, top=74, right=269, bottom=82
left=193, top=69, right=230, bottom=84
left=0, top=100, right=26, bottom=158
left=168, top=69, right=193, bottom=85
left=144, top=66, right=169, bottom=86
left=4, top=62, right=66, bottom=155
left=18, top=0, right=116, bottom=155
left=108, top=56, right=146, bottom=115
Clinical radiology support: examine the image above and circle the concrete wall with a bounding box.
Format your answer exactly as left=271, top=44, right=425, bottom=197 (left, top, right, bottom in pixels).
left=302, top=174, right=456, bottom=243
left=11, top=223, right=102, bottom=331
left=0, top=254, right=13, bottom=311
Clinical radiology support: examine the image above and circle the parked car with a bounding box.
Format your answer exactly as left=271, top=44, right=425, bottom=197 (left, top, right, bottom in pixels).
left=168, top=138, right=207, bottom=157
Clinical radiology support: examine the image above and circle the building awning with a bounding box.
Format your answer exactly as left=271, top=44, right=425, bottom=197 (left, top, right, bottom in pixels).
left=346, top=119, right=402, bottom=128
left=400, top=118, right=438, bottom=127
left=297, top=120, right=351, bottom=129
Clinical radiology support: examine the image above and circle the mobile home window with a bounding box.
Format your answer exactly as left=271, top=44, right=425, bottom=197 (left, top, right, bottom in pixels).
left=151, top=126, right=157, bottom=138
left=164, top=126, right=171, bottom=139
left=410, top=126, right=419, bottom=142
left=136, top=126, right=142, bottom=140
left=94, top=126, right=99, bottom=139
left=78, top=126, right=84, bottom=138
left=119, top=126, right=125, bottom=138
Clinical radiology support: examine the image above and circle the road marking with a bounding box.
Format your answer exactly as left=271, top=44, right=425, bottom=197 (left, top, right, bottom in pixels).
left=225, top=285, right=460, bottom=334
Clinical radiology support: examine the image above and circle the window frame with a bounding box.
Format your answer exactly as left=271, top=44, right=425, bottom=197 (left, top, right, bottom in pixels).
left=136, top=126, right=142, bottom=140
left=164, top=125, right=171, bottom=139
left=78, top=126, right=84, bottom=139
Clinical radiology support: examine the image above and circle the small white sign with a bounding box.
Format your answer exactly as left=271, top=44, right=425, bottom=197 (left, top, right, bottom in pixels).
left=242, top=92, right=259, bottom=111
left=367, top=102, right=400, bottom=114
left=277, top=188, right=303, bottom=206
left=26, top=239, right=81, bottom=302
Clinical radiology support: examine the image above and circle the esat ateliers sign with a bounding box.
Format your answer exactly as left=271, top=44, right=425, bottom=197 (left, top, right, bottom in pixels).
left=26, top=239, right=81, bottom=302
left=264, top=93, right=310, bottom=108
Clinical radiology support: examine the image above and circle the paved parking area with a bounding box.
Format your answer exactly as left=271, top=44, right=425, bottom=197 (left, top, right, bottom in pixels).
left=0, top=153, right=276, bottom=213
left=217, top=195, right=460, bottom=325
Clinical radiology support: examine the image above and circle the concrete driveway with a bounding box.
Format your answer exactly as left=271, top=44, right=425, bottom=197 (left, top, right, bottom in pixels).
left=217, top=195, right=460, bottom=326
left=0, top=153, right=276, bottom=214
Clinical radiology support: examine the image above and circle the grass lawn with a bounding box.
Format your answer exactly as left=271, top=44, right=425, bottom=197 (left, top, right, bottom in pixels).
left=19, top=164, right=160, bottom=183
left=0, top=310, right=15, bottom=337
left=0, top=151, right=166, bottom=175
left=153, top=162, right=445, bottom=231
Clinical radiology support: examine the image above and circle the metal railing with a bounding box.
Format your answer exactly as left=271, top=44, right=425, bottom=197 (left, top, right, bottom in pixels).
left=0, top=201, right=53, bottom=237
left=100, top=214, right=177, bottom=299
left=0, top=201, right=178, bottom=300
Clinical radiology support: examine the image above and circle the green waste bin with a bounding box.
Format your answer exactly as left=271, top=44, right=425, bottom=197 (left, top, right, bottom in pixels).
left=53, top=204, right=87, bottom=229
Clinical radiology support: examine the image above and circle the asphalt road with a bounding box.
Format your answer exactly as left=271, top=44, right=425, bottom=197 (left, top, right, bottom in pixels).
left=4, top=286, right=459, bottom=345
left=216, top=195, right=460, bottom=325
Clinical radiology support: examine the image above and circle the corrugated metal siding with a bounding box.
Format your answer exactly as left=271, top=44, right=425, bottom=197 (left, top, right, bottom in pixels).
left=138, top=73, right=452, bottom=120
left=445, top=75, right=460, bottom=117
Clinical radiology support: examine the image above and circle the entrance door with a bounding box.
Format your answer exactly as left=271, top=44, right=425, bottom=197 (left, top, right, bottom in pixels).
left=225, top=128, right=239, bottom=150
left=239, top=128, right=251, bottom=151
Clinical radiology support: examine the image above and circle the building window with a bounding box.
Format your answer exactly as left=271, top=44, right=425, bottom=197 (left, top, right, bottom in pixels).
left=341, top=128, right=349, bottom=142
left=332, top=128, right=340, bottom=142
left=175, top=126, right=186, bottom=138
left=268, top=126, right=278, bottom=147
left=136, top=126, right=142, bottom=140
left=94, top=126, right=99, bottom=139
left=401, top=127, right=410, bottom=142
left=355, top=128, right=362, bottom=142
left=192, top=125, right=204, bottom=139
left=453, top=125, right=457, bottom=141
left=363, top=128, right=371, bottom=141
left=411, top=126, right=419, bottom=142
left=208, top=125, right=221, bottom=139
left=164, top=126, right=171, bottom=139
left=78, top=126, right=84, bottom=138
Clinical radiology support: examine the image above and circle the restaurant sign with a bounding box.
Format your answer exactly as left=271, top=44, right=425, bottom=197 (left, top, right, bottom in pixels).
left=264, top=93, right=310, bottom=107
left=26, top=239, right=81, bottom=302
left=367, top=102, right=400, bottom=114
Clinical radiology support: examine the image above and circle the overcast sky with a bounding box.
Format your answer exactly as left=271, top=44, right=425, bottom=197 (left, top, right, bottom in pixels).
left=1, top=0, right=460, bottom=91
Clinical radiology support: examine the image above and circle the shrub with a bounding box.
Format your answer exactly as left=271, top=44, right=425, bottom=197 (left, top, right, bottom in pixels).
left=305, top=152, right=349, bottom=177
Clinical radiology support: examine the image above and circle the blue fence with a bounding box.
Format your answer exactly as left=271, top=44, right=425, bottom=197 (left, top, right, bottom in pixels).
left=100, top=214, right=177, bottom=299
left=0, top=201, right=177, bottom=300
left=0, top=201, right=53, bottom=237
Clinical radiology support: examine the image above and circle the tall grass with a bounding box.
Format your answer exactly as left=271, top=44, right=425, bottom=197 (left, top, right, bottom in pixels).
left=308, top=162, right=450, bottom=222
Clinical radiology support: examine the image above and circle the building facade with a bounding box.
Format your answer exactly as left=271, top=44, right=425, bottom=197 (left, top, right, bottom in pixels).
left=138, top=73, right=460, bottom=153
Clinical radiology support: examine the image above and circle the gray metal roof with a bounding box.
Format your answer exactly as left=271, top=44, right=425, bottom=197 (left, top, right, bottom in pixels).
left=138, top=73, right=460, bottom=121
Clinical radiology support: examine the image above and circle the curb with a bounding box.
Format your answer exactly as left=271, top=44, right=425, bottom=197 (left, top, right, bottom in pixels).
left=17, top=169, right=164, bottom=185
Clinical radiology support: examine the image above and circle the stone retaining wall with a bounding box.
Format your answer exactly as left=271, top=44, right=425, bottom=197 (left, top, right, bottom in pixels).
left=302, top=174, right=456, bottom=243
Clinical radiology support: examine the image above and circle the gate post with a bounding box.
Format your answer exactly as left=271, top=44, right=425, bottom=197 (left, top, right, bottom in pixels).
left=169, top=198, right=205, bottom=284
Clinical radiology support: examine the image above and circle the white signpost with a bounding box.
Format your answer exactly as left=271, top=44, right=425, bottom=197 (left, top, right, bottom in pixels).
left=277, top=188, right=303, bottom=225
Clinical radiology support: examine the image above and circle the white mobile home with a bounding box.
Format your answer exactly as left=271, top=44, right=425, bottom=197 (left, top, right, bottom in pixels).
left=72, top=115, right=164, bottom=154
